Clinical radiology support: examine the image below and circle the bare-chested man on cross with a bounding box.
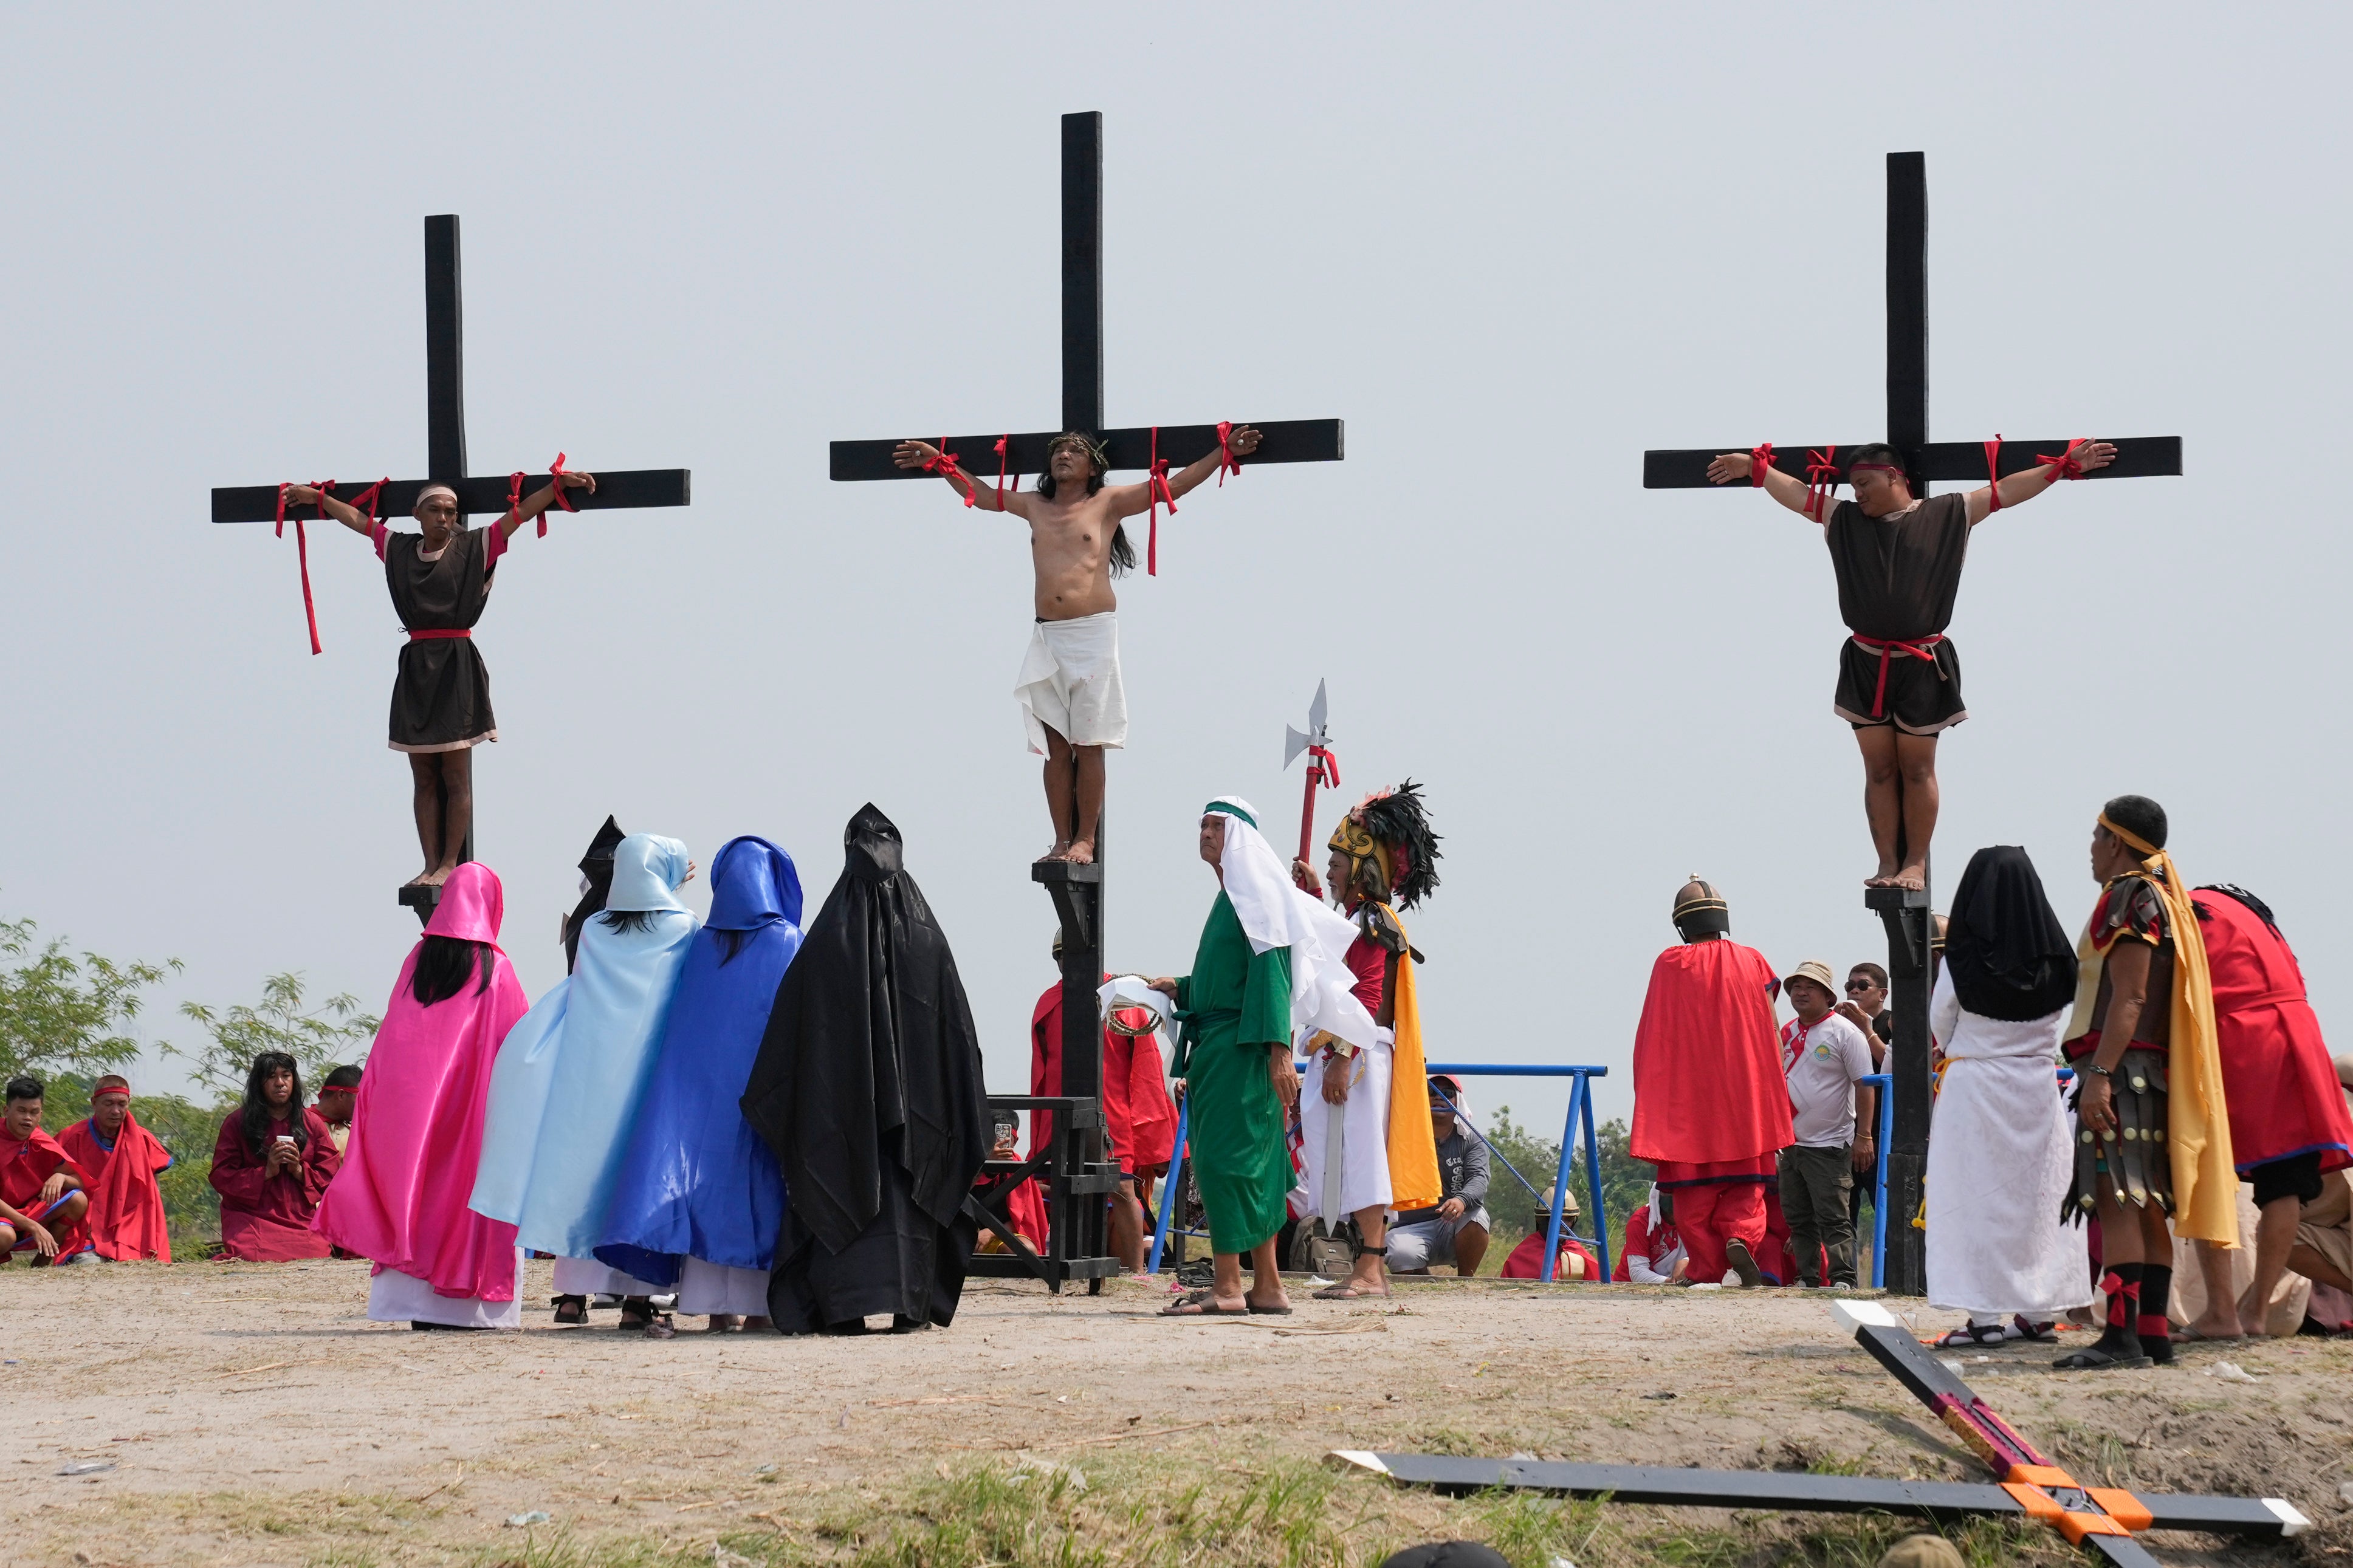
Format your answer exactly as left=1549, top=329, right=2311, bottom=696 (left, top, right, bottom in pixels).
left=895, top=429, right=1261, bottom=864
left=1704, top=440, right=2115, bottom=889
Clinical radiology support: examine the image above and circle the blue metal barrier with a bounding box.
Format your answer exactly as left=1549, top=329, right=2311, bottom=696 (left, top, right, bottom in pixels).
left=1146, top=1061, right=1615, bottom=1283
left=1860, top=1072, right=1892, bottom=1290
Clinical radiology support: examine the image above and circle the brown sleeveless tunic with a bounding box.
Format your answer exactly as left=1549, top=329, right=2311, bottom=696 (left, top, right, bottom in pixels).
left=382, top=526, right=499, bottom=752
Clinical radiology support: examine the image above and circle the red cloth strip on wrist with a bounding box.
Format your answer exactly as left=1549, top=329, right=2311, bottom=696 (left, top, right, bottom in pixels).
left=543, top=451, right=577, bottom=537
left=351, top=477, right=393, bottom=561
left=1983, top=434, right=2003, bottom=512
left=2038, top=439, right=2087, bottom=481
left=1750, top=442, right=1774, bottom=487
left=921, top=439, right=973, bottom=505
left=1145, top=426, right=1176, bottom=576
left=283, top=481, right=332, bottom=656
left=1216, top=420, right=1242, bottom=485
left=1804, top=445, right=1839, bottom=522
left=506, top=471, right=526, bottom=529
left=1850, top=632, right=1945, bottom=719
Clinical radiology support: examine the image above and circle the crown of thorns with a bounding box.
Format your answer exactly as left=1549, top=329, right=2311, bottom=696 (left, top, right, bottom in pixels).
left=1048, top=433, right=1110, bottom=470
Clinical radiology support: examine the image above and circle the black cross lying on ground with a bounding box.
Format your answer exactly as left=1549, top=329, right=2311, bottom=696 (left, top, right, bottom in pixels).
left=1641, top=153, right=2183, bottom=1293
left=1336, top=1301, right=2308, bottom=1566
left=831, top=112, right=1345, bottom=1283
left=208, top=216, right=691, bottom=922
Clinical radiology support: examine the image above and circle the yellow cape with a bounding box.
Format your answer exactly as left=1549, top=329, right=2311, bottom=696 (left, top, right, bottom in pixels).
left=1383, top=907, right=1443, bottom=1212
left=2067, top=844, right=2236, bottom=1245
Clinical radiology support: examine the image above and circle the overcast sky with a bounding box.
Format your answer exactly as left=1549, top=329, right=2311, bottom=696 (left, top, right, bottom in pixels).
left=4, top=6, right=2344, bottom=1148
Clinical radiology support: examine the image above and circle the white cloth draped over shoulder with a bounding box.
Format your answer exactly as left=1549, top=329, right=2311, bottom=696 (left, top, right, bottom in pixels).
left=1204, top=798, right=1379, bottom=1054
left=1924, top=965, right=2093, bottom=1318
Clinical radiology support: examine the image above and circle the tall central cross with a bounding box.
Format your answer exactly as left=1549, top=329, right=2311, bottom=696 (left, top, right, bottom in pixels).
left=830, top=111, right=1347, bottom=1287
left=209, top=216, right=692, bottom=924
left=1641, top=152, right=2184, bottom=1295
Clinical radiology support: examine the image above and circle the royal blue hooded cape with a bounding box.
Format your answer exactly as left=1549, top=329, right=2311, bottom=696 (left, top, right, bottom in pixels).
left=595, top=837, right=803, bottom=1284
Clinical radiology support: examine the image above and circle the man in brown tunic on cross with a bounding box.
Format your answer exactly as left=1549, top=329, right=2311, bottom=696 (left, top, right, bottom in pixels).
left=281, top=474, right=593, bottom=886
left=1704, top=440, right=2115, bottom=889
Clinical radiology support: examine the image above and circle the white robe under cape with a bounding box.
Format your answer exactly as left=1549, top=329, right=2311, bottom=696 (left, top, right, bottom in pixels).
left=1923, top=967, right=2094, bottom=1318
left=1300, top=1033, right=1394, bottom=1224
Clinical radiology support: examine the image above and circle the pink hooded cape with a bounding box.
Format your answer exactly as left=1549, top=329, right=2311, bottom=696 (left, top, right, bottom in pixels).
left=314, top=864, right=529, bottom=1299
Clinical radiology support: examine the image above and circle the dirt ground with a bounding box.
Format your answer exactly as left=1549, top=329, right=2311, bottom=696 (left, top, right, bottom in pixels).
left=2, top=1257, right=2347, bottom=1567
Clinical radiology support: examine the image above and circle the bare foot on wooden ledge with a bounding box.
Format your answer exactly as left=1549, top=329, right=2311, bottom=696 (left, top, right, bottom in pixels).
left=404, top=869, right=438, bottom=888
left=1062, top=839, right=1096, bottom=866
left=1035, top=840, right=1072, bottom=864
left=1888, top=863, right=1927, bottom=892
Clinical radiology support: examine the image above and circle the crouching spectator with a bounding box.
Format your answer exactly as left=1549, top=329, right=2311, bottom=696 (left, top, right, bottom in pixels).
left=1386, top=1077, right=1489, bottom=1277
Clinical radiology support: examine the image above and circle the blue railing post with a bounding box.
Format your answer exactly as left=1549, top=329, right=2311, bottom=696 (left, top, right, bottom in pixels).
left=1579, top=1070, right=1611, bottom=1281
left=1541, top=1075, right=1584, bottom=1282
left=1860, top=1072, right=1893, bottom=1290
left=1146, top=1094, right=1190, bottom=1275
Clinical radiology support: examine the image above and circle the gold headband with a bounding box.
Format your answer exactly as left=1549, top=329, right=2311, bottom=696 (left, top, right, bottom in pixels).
left=2097, top=813, right=2162, bottom=857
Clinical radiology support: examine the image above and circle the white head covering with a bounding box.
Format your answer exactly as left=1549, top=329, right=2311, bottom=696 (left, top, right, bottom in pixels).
left=413, top=483, right=458, bottom=519
left=1202, top=798, right=1377, bottom=1051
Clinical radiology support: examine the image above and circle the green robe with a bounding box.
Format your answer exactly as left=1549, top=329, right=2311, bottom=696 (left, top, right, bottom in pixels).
left=1173, top=891, right=1293, bottom=1255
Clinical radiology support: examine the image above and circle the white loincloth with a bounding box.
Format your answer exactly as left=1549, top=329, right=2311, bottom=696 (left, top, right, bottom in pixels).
left=1014, top=611, right=1128, bottom=753
left=1300, top=1036, right=1393, bottom=1224
left=368, top=1258, right=524, bottom=1329
left=675, top=1257, right=770, bottom=1316
left=551, top=1255, right=666, bottom=1298
left=1923, top=968, right=2094, bottom=1318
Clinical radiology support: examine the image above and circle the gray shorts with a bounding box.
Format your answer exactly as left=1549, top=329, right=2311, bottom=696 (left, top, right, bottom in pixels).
left=1386, top=1207, right=1491, bottom=1272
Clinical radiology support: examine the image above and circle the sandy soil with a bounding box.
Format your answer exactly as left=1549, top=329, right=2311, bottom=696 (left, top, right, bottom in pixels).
left=2, top=1257, right=2346, bottom=1566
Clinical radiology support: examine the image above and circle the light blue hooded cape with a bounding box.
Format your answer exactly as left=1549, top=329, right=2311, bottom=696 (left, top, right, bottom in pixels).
left=594, top=836, right=803, bottom=1284
left=469, top=834, right=699, bottom=1259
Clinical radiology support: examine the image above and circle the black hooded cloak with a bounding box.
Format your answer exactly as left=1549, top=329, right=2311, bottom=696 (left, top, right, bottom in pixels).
left=1945, top=844, right=2077, bottom=1022
left=741, top=804, right=988, bottom=1332
left=562, top=815, right=626, bottom=973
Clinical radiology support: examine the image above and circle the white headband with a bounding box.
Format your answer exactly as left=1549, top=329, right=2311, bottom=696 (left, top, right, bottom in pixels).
left=413, top=484, right=459, bottom=519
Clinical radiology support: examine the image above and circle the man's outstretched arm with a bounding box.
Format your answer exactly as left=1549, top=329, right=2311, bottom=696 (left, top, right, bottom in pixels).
left=1703, top=451, right=1825, bottom=521
left=278, top=486, right=377, bottom=539
left=496, top=471, right=597, bottom=540
left=893, top=440, right=1031, bottom=518
left=1963, top=440, right=2116, bottom=526
left=1102, top=426, right=1265, bottom=518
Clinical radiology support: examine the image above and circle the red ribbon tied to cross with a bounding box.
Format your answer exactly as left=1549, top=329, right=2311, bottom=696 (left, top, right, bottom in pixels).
left=1145, top=425, right=1177, bottom=576
left=1750, top=442, right=1775, bottom=487
left=993, top=435, right=1016, bottom=511
left=921, top=438, right=972, bottom=505
left=2038, top=439, right=2089, bottom=482
left=1215, top=420, right=1243, bottom=486
left=1804, top=445, right=1840, bottom=522
left=506, top=471, right=526, bottom=530
left=274, top=481, right=332, bottom=656
left=1983, top=434, right=2004, bottom=513
left=542, top=452, right=578, bottom=536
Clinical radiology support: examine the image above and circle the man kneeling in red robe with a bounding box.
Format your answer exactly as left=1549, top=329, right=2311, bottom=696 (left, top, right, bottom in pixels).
left=2, top=1077, right=93, bottom=1265
left=58, top=1075, right=175, bottom=1262
left=1628, top=880, right=1793, bottom=1287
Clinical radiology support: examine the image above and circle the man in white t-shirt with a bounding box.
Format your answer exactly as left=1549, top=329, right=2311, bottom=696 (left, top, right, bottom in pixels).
left=1777, top=960, right=1879, bottom=1287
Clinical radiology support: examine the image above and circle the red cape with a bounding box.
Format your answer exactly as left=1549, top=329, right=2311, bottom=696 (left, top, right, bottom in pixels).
left=1031, top=982, right=1178, bottom=1174
left=2193, top=890, right=2353, bottom=1174
left=1629, top=939, right=1793, bottom=1166
left=1500, top=1231, right=1601, bottom=1281
left=58, top=1115, right=173, bottom=1262
left=209, top=1107, right=340, bottom=1261
left=1, top=1125, right=92, bottom=1258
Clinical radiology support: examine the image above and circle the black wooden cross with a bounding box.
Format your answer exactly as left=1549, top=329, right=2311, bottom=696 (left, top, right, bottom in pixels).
left=1339, top=1301, right=2310, bottom=1565
left=1641, top=152, right=2183, bottom=1295
left=209, top=216, right=692, bottom=923
left=831, top=111, right=1346, bottom=1287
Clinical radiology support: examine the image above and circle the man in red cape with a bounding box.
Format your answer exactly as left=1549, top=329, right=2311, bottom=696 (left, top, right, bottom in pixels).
left=57, top=1075, right=173, bottom=1262
left=2182, top=884, right=2353, bottom=1338
left=1031, top=935, right=1178, bottom=1272
left=1629, top=878, right=1793, bottom=1287
left=2, top=1076, right=93, bottom=1264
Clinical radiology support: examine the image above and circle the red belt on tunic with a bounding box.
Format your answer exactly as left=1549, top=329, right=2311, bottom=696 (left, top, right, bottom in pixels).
left=407, top=629, right=472, bottom=641
left=1850, top=633, right=1945, bottom=718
